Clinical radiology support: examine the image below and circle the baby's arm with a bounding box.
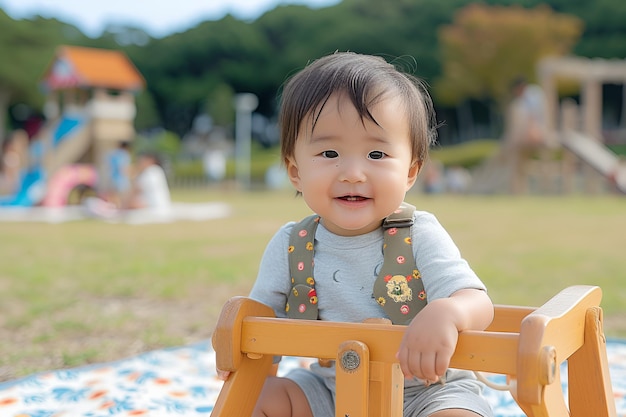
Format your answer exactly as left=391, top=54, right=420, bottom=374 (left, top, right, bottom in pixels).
left=396, top=288, right=494, bottom=382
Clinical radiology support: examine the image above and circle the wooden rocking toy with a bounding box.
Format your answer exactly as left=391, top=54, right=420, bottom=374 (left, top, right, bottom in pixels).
left=211, top=285, right=616, bottom=417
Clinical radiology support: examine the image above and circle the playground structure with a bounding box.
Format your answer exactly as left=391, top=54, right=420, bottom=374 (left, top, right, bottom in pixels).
left=469, top=56, right=626, bottom=195
left=538, top=56, right=626, bottom=194
left=211, top=285, right=616, bottom=417
left=0, top=45, right=144, bottom=207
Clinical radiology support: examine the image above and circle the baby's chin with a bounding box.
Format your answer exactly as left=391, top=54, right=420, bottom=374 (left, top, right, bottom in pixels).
left=320, top=217, right=382, bottom=237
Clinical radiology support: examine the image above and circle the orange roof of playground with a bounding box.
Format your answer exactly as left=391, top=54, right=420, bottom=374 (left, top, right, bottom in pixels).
left=42, top=45, right=145, bottom=91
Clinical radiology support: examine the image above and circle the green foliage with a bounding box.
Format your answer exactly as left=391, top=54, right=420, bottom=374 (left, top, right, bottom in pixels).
left=1, top=0, right=625, bottom=138
left=134, top=89, right=161, bottom=131
left=430, top=139, right=500, bottom=168
left=171, top=141, right=280, bottom=183
left=0, top=10, right=86, bottom=134
left=227, top=143, right=281, bottom=182
left=205, top=83, right=235, bottom=126
left=435, top=4, right=583, bottom=107
left=134, top=130, right=182, bottom=158
left=128, top=14, right=273, bottom=134
left=608, top=144, right=626, bottom=157
left=170, top=159, right=204, bottom=178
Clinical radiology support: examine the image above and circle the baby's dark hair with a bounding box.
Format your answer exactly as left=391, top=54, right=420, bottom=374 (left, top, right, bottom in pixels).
left=279, top=52, right=437, bottom=166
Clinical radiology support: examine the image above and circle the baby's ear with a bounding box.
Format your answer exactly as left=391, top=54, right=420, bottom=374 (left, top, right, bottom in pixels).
left=406, top=161, right=422, bottom=189
left=285, top=157, right=302, bottom=191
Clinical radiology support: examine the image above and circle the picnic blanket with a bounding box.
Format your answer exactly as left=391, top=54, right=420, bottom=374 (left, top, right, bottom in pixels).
left=1, top=339, right=625, bottom=416
left=0, top=202, right=230, bottom=224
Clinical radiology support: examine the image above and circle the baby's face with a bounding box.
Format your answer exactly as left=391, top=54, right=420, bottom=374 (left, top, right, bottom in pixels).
left=285, top=93, right=419, bottom=236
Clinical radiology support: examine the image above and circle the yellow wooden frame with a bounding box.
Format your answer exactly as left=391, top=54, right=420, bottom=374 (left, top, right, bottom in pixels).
left=211, top=285, right=616, bottom=417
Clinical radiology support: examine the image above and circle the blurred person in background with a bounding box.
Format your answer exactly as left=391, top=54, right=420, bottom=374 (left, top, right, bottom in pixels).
left=102, top=140, right=132, bottom=207
left=0, top=130, right=29, bottom=195
left=122, top=151, right=171, bottom=214
left=503, top=77, right=547, bottom=193
left=86, top=151, right=170, bottom=219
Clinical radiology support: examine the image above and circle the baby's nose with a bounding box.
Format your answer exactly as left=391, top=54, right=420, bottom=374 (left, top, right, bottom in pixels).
left=338, top=158, right=367, bottom=183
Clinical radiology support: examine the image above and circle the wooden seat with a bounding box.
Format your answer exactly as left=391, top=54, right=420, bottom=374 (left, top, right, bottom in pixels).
left=211, top=285, right=617, bottom=417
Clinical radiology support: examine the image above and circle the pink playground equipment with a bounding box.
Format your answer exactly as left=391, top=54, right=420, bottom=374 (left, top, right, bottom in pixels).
left=41, top=164, right=98, bottom=207
left=1, top=45, right=144, bottom=207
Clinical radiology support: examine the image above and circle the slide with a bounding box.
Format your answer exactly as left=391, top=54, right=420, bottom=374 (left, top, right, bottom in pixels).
left=43, top=114, right=91, bottom=174
left=0, top=114, right=92, bottom=207
left=560, top=131, right=626, bottom=194
left=0, top=166, right=46, bottom=206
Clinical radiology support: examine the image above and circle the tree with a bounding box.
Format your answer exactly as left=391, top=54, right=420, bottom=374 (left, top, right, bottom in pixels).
left=134, top=89, right=161, bottom=132
left=205, top=82, right=235, bottom=127
left=496, top=0, right=626, bottom=59
left=127, top=14, right=272, bottom=136
left=435, top=4, right=583, bottom=108
left=3, top=0, right=622, bottom=143
left=0, top=11, right=86, bottom=138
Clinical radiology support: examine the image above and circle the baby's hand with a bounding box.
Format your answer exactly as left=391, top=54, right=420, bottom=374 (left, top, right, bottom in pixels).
left=396, top=299, right=459, bottom=383
left=216, top=369, right=231, bottom=381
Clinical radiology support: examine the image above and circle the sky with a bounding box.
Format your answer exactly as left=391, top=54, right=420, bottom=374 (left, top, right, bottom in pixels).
left=0, top=0, right=340, bottom=38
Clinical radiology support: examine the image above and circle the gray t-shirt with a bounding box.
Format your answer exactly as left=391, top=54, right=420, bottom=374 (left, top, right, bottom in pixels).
left=250, top=210, right=486, bottom=321
left=248, top=211, right=493, bottom=416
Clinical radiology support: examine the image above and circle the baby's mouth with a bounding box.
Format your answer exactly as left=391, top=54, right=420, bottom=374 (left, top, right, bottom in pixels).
left=338, top=195, right=368, bottom=202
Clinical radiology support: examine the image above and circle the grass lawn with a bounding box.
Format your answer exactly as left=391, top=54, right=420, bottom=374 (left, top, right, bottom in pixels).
left=0, top=188, right=624, bottom=381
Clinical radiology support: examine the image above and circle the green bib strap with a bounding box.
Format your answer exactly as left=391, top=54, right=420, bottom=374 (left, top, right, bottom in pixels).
left=372, top=202, right=427, bottom=325
left=286, top=202, right=427, bottom=325
left=286, top=214, right=320, bottom=319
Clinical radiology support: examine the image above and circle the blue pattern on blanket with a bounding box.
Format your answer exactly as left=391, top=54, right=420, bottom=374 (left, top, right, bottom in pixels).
left=0, top=340, right=625, bottom=416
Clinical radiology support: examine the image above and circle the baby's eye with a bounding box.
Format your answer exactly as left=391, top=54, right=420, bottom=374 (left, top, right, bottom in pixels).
left=321, top=150, right=339, bottom=159
left=368, top=150, right=386, bottom=160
